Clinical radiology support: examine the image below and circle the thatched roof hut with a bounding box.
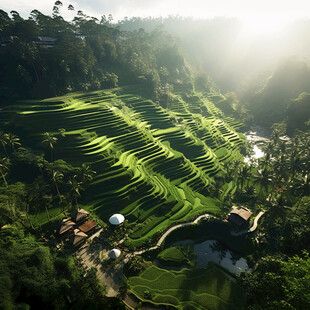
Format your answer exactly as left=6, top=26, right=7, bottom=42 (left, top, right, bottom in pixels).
left=75, top=208, right=89, bottom=222
left=228, top=206, right=252, bottom=226
left=59, top=218, right=75, bottom=235
left=73, top=229, right=88, bottom=246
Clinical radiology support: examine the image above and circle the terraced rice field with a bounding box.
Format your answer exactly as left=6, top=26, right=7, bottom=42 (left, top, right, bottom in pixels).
left=3, top=87, right=245, bottom=247
left=128, top=265, right=244, bottom=310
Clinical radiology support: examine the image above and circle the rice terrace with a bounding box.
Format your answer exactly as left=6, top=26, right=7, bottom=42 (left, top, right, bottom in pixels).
left=4, top=87, right=245, bottom=245
left=1, top=3, right=310, bottom=310
left=2, top=87, right=249, bottom=308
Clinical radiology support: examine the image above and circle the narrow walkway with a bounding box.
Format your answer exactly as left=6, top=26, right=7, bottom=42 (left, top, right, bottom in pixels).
left=132, top=214, right=210, bottom=255
left=231, top=210, right=265, bottom=236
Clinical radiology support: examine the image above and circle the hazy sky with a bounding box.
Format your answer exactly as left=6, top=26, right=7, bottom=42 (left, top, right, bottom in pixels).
left=1, top=0, right=310, bottom=22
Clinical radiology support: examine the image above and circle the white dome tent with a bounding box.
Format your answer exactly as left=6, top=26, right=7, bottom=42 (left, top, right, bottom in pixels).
left=109, top=214, right=125, bottom=225
left=108, top=249, right=121, bottom=259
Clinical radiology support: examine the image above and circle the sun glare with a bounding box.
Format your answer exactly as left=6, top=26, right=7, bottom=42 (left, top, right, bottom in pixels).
left=240, top=15, right=290, bottom=36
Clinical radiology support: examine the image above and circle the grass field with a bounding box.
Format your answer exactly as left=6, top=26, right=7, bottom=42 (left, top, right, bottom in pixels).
left=2, top=86, right=245, bottom=246
left=128, top=265, right=244, bottom=310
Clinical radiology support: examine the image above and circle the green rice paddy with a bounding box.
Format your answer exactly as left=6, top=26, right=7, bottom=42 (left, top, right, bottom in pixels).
left=3, top=86, right=245, bottom=247
left=128, top=265, right=244, bottom=309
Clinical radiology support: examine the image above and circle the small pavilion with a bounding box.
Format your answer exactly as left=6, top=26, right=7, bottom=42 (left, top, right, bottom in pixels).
left=108, top=249, right=121, bottom=259
left=109, top=214, right=125, bottom=226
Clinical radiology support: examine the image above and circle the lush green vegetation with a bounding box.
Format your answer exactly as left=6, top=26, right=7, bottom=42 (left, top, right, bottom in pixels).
left=0, top=6, right=249, bottom=308
left=157, top=245, right=196, bottom=267
left=240, top=252, right=310, bottom=309
left=240, top=57, right=310, bottom=132
left=0, top=226, right=126, bottom=310
left=128, top=265, right=244, bottom=310
left=1, top=3, right=310, bottom=310
left=0, top=7, right=194, bottom=103
left=236, top=124, right=310, bottom=309
left=125, top=122, right=310, bottom=309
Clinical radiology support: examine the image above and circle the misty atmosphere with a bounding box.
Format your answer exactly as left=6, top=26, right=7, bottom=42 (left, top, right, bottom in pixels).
left=0, top=1, right=309, bottom=309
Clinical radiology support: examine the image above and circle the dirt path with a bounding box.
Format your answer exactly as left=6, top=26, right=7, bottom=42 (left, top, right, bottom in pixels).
left=231, top=210, right=265, bottom=236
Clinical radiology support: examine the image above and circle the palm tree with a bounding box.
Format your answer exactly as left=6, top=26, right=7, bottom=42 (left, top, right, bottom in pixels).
left=258, top=154, right=272, bottom=169
left=25, top=203, right=35, bottom=230
left=0, top=131, right=8, bottom=156
left=294, top=173, right=310, bottom=210
left=5, top=133, right=21, bottom=152
left=263, top=142, right=274, bottom=161
left=58, top=128, right=66, bottom=138
left=27, top=176, right=51, bottom=223
left=243, top=186, right=256, bottom=201
left=237, top=164, right=251, bottom=189
left=222, top=161, right=235, bottom=182
left=0, top=157, right=10, bottom=187
left=253, top=168, right=274, bottom=198
left=43, top=194, right=52, bottom=221
left=68, top=175, right=83, bottom=209
left=79, top=163, right=96, bottom=184
left=52, top=170, right=64, bottom=201
left=41, top=132, right=58, bottom=161
left=288, top=151, right=303, bottom=182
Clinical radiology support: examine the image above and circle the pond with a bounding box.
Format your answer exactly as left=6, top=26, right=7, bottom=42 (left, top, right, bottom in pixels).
left=171, top=239, right=250, bottom=274
left=194, top=240, right=250, bottom=274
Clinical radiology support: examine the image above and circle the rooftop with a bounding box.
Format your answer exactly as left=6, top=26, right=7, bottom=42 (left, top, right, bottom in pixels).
left=59, top=218, right=75, bottom=234
left=109, top=214, right=125, bottom=225
left=228, top=206, right=252, bottom=226
left=109, top=248, right=121, bottom=259
left=78, top=220, right=97, bottom=233
left=73, top=229, right=88, bottom=246
left=76, top=208, right=89, bottom=222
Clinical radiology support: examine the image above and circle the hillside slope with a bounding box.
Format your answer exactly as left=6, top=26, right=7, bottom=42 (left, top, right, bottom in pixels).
left=2, top=87, right=244, bottom=248
left=241, top=57, right=310, bottom=128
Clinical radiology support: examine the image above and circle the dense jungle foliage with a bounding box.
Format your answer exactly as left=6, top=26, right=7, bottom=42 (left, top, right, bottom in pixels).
left=0, top=6, right=196, bottom=103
